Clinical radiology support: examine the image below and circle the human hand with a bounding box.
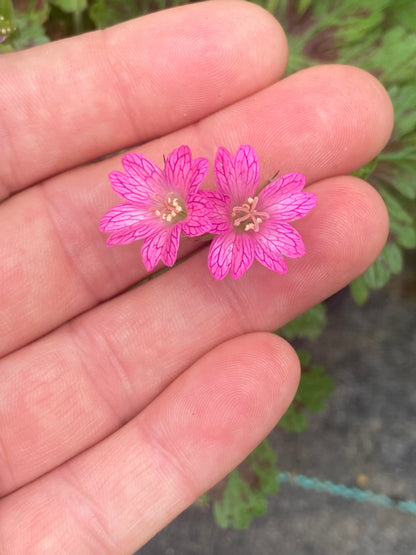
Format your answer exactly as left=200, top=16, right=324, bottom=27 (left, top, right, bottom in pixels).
left=0, top=1, right=393, bottom=552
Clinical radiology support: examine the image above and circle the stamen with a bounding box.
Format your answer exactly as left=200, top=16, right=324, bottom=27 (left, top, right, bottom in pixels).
left=152, top=192, right=186, bottom=223
left=232, top=195, right=269, bottom=232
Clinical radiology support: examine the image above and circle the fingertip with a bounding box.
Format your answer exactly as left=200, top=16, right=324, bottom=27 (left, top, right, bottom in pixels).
left=311, top=64, right=394, bottom=164
left=300, top=175, right=390, bottom=286
left=224, top=0, right=289, bottom=80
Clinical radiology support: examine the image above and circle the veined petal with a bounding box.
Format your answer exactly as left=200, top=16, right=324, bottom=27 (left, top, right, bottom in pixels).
left=164, top=145, right=192, bottom=197
left=215, top=147, right=234, bottom=196
left=267, top=192, right=317, bottom=222
left=121, top=152, right=166, bottom=195
left=106, top=223, right=155, bottom=246
left=161, top=225, right=181, bottom=267
left=256, top=221, right=305, bottom=258
left=260, top=172, right=306, bottom=207
left=215, top=146, right=259, bottom=203
left=181, top=194, right=213, bottom=237
left=233, top=145, right=259, bottom=201
left=109, top=171, right=152, bottom=204
left=164, top=145, right=209, bottom=197
left=203, top=190, right=232, bottom=234
left=254, top=240, right=288, bottom=274
left=230, top=233, right=255, bottom=279
left=208, top=231, right=254, bottom=280
left=188, top=157, right=209, bottom=194
left=141, top=230, right=169, bottom=271
left=208, top=232, right=236, bottom=280
left=99, top=203, right=155, bottom=232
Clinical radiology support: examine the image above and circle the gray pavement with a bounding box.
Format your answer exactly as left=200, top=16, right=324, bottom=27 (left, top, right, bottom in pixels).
left=138, top=273, right=416, bottom=554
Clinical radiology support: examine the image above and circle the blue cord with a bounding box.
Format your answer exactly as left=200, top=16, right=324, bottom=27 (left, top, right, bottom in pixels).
left=278, top=472, right=416, bottom=515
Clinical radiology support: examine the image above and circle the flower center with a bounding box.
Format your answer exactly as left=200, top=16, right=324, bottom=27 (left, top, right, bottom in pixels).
left=153, top=193, right=187, bottom=224
left=231, top=196, right=269, bottom=232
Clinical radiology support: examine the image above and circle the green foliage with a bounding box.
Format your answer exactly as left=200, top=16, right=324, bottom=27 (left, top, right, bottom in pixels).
left=279, top=350, right=334, bottom=432
left=349, top=275, right=370, bottom=306
left=279, top=303, right=327, bottom=341
left=212, top=439, right=279, bottom=529
left=89, top=0, right=140, bottom=28
left=0, top=0, right=15, bottom=43
left=0, top=0, right=50, bottom=51
left=49, top=0, right=87, bottom=13
left=276, top=0, right=416, bottom=305
left=351, top=158, right=378, bottom=182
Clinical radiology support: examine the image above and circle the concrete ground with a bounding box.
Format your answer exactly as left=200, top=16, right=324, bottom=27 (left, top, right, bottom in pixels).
left=137, top=271, right=416, bottom=555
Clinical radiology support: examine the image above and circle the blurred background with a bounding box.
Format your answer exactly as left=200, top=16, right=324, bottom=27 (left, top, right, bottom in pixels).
left=2, top=1, right=415, bottom=553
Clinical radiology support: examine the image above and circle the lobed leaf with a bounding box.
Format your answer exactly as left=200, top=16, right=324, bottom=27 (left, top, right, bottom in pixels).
left=212, top=439, right=278, bottom=529
left=279, top=303, right=327, bottom=341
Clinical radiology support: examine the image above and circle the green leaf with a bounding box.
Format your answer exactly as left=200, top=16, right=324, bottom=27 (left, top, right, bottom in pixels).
left=11, top=1, right=50, bottom=50
left=386, top=0, right=416, bottom=33
left=299, top=364, right=334, bottom=412
left=363, top=257, right=391, bottom=289
left=352, top=157, right=378, bottom=181
left=213, top=471, right=261, bottom=529
left=390, top=173, right=416, bottom=200
left=376, top=28, right=416, bottom=84
left=389, top=221, right=416, bottom=249
left=382, top=242, right=403, bottom=274
left=350, top=275, right=370, bottom=306
left=387, top=84, right=416, bottom=140
left=297, top=0, right=313, bottom=16
left=379, top=186, right=413, bottom=225
left=49, top=0, right=87, bottom=14
left=279, top=405, right=308, bottom=432
left=213, top=439, right=278, bottom=530
left=249, top=439, right=279, bottom=495
left=279, top=303, right=327, bottom=341
left=0, top=0, right=16, bottom=43
left=279, top=351, right=334, bottom=432
left=89, top=0, right=139, bottom=28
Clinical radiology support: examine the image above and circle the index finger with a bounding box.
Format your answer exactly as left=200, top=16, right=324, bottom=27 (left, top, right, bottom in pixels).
left=0, top=1, right=288, bottom=199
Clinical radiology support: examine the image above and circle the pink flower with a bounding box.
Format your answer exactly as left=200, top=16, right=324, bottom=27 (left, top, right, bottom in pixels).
left=208, top=145, right=317, bottom=280
left=100, top=146, right=212, bottom=271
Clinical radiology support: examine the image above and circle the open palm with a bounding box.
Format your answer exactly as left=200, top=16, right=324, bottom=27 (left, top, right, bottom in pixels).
left=0, top=2, right=392, bottom=552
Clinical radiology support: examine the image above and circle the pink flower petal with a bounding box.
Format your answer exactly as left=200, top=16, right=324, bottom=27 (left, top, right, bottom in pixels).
left=188, top=157, right=209, bottom=194
left=208, top=232, right=254, bottom=280
left=182, top=194, right=214, bottom=237
left=108, top=171, right=151, bottom=204
left=203, top=190, right=232, bottom=234
left=257, top=221, right=305, bottom=258
left=267, top=192, right=317, bottom=222
left=99, top=203, right=155, bottom=232
left=215, top=146, right=259, bottom=203
left=230, top=234, right=255, bottom=279
left=214, top=147, right=234, bottom=196
left=233, top=145, right=259, bottom=201
left=141, top=230, right=169, bottom=271
left=254, top=241, right=288, bottom=274
left=208, top=232, right=236, bottom=280
left=261, top=172, right=306, bottom=205
left=121, top=152, right=166, bottom=195
left=164, top=146, right=192, bottom=197
left=161, top=225, right=181, bottom=267
left=107, top=224, right=153, bottom=246
left=163, top=146, right=209, bottom=196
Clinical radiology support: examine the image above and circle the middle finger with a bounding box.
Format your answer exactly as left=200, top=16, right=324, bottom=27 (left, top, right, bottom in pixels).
left=0, top=65, right=393, bottom=357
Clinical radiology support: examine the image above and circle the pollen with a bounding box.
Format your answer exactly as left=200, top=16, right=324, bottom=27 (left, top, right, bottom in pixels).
left=232, top=196, right=269, bottom=232
left=152, top=192, right=186, bottom=223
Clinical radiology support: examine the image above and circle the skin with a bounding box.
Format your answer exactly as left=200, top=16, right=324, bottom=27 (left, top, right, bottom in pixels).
left=0, top=1, right=393, bottom=552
